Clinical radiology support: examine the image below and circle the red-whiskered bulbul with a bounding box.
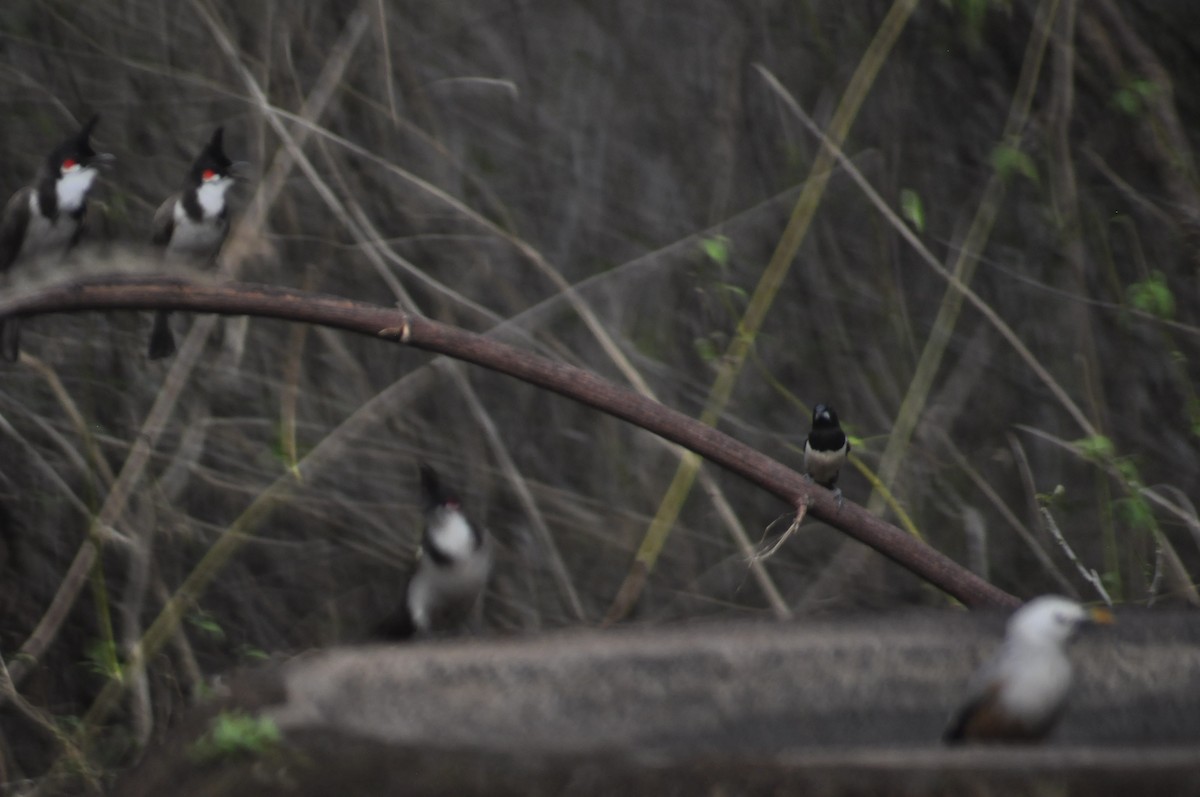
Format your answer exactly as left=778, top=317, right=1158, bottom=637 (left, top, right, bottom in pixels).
left=375, top=464, right=493, bottom=640
left=147, top=127, right=242, bottom=359
left=0, top=115, right=112, bottom=361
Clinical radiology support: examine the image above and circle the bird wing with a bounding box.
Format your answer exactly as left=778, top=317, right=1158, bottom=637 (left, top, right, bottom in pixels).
left=0, top=188, right=32, bottom=272
left=944, top=643, right=1009, bottom=742
left=944, top=680, right=1002, bottom=742
left=150, top=194, right=177, bottom=247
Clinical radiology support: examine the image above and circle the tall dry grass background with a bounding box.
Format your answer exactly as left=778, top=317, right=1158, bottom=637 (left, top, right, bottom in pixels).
left=1, top=0, right=1198, bottom=788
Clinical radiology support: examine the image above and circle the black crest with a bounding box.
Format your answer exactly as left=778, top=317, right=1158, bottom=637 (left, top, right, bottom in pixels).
left=419, top=464, right=459, bottom=511
left=187, top=127, right=234, bottom=185
left=43, top=114, right=101, bottom=174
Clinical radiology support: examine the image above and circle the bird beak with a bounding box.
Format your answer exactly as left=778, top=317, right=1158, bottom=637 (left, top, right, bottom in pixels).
left=91, top=152, right=116, bottom=169
left=1087, top=606, right=1115, bottom=625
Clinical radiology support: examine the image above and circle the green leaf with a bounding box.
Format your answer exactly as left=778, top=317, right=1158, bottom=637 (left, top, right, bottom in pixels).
left=1115, top=457, right=1141, bottom=487
left=718, top=283, right=748, bottom=305
left=1113, top=78, right=1161, bottom=116
left=1112, top=87, right=1141, bottom=116
left=1035, top=484, right=1065, bottom=507
left=990, top=144, right=1038, bottom=184
left=1115, top=496, right=1154, bottom=532
left=84, top=639, right=122, bottom=681
left=699, top=235, right=731, bottom=268
left=1131, top=79, right=1160, bottom=99
left=237, top=644, right=271, bottom=662
left=1074, top=435, right=1114, bottom=462
left=899, top=188, right=925, bottom=232
left=187, top=610, right=226, bottom=641
left=1127, top=271, right=1175, bottom=320
left=693, top=336, right=718, bottom=363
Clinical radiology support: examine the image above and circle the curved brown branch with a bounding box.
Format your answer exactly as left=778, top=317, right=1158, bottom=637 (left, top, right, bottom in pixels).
left=0, top=275, right=1020, bottom=609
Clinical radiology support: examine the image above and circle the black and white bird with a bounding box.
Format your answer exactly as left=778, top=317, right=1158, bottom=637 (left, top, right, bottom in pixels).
left=147, top=127, right=240, bottom=360
left=944, top=595, right=1113, bottom=744
left=374, top=464, right=492, bottom=640
left=803, top=403, right=850, bottom=504
left=0, top=116, right=111, bottom=361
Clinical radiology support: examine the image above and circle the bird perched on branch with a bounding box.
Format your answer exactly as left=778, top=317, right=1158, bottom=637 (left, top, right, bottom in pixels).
left=944, top=595, right=1113, bottom=744
left=147, top=127, right=243, bottom=359
left=0, top=116, right=112, bottom=361
left=374, top=464, right=493, bottom=640
left=803, top=403, right=850, bottom=504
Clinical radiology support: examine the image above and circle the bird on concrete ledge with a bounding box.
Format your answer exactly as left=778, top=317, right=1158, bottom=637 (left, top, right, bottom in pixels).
left=944, top=595, right=1114, bottom=744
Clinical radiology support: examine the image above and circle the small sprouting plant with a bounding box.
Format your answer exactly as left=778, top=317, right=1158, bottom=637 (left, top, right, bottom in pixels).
left=83, top=639, right=122, bottom=682
left=1112, top=78, right=1161, bottom=116
left=1127, top=271, right=1175, bottom=320
left=189, top=710, right=282, bottom=763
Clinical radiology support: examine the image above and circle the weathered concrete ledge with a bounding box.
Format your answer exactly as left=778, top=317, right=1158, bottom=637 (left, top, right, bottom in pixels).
left=117, top=609, right=1200, bottom=796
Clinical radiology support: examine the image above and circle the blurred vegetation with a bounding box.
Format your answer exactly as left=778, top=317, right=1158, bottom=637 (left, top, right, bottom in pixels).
left=1, top=0, right=1199, bottom=789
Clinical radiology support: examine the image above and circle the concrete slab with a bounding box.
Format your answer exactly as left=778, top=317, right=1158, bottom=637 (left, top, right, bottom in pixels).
left=116, top=608, right=1200, bottom=796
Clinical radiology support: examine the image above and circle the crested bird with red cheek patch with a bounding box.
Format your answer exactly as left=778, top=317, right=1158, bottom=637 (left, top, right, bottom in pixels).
left=374, top=464, right=493, bottom=640
left=147, top=127, right=246, bottom=359
left=0, top=115, right=112, bottom=361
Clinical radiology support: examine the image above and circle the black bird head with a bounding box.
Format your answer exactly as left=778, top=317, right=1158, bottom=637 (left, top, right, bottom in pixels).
left=812, top=403, right=840, bottom=429
left=186, top=127, right=236, bottom=188
left=42, top=115, right=112, bottom=178
left=419, top=464, right=460, bottom=513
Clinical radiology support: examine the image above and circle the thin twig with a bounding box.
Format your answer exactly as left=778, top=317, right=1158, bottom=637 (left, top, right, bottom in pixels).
left=750, top=502, right=808, bottom=564
left=1039, top=507, right=1112, bottom=606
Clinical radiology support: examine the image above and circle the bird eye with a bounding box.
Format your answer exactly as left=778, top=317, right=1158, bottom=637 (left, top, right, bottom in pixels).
left=61, top=159, right=80, bottom=173
left=202, top=169, right=217, bottom=181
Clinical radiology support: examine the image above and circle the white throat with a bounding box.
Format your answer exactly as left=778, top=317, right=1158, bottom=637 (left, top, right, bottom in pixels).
left=196, top=178, right=233, bottom=219
left=429, top=509, right=475, bottom=561
left=57, top=167, right=98, bottom=213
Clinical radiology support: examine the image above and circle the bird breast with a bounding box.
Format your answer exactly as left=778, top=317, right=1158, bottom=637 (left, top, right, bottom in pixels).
left=993, top=645, right=1073, bottom=723
left=428, top=510, right=477, bottom=561
left=804, top=442, right=847, bottom=483
left=169, top=202, right=227, bottom=259
left=55, top=167, right=98, bottom=214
